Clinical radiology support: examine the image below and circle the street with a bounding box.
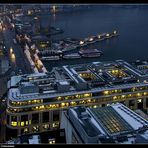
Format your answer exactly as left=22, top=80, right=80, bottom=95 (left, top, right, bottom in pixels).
left=3, top=28, right=33, bottom=74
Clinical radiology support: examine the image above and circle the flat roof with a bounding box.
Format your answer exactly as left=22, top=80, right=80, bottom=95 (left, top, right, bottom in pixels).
left=66, top=103, right=148, bottom=143
left=112, top=103, right=148, bottom=130
left=7, top=60, right=148, bottom=101
left=90, top=106, right=134, bottom=135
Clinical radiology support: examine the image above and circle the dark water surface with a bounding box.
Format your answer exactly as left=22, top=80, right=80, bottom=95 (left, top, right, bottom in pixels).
left=41, top=5, right=148, bottom=71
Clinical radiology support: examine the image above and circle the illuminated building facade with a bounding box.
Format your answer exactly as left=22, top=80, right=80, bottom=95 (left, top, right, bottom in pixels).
left=3, top=60, right=148, bottom=141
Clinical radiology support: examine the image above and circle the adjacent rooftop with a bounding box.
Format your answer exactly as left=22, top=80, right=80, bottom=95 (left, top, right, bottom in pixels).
left=62, top=103, right=148, bottom=144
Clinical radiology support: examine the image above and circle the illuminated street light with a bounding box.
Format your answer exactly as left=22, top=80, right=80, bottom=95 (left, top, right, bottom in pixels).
left=10, top=47, right=13, bottom=54
left=11, top=53, right=15, bottom=59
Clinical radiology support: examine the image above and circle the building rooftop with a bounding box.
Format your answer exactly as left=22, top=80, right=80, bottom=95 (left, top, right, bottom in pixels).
left=89, top=106, right=134, bottom=136
left=63, top=103, right=148, bottom=144
left=7, top=60, right=148, bottom=102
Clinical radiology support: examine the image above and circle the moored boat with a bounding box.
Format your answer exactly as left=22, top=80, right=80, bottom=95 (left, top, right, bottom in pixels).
left=79, top=48, right=103, bottom=58
left=63, top=53, right=81, bottom=59
left=40, top=56, right=60, bottom=61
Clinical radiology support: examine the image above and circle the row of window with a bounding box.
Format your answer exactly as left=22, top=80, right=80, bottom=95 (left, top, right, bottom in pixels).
left=9, top=86, right=148, bottom=107
left=79, top=73, right=96, bottom=80
left=10, top=99, right=43, bottom=106
left=8, top=111, right=59, bottom=127
left=11, top=121, right=31, bottom=127
left=108, top=69, right=128, bottom=78
left=10, top=121, right=59, bottom=129
left=7, top=92, right=148, bottom=114
left=9, top=93, right=92, bottom=106
left=8, top=98, right=96, bottom=113
left=20, top=122, right=59, bottom=135
left=96, top=92, right=148, bottom=103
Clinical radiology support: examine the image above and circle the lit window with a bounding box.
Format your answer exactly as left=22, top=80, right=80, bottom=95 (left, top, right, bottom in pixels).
left=70, top=102, right=76, bottom=105
left=33, top=100, right=37, bottom=103
left=122, top=95, right=125, bottom=98
left=93, top=105, right=97, bottom=108
left=137, top=93, right=141, bottom=97
left=52, top=122, right=59, bottom=128
left=144, top=92, right=147, bottom=96
left=11, top=122, right=17, bottom=127
left=79, top=73, right=82, bottom=77
left=114, top=90, right=118, bottom=93
left=40, top=105, right=44, bottom=109
left=66, top=103, right=69, bottom=106
left=21, top=122, right=25, bottom=126
left=113, top=96, right=117, bottom=100
left=24, top=128, right=28, bottom=133
left=137, top=99, right=142, bottom=103
left=87, top=99, right=91, bottom=103
left=51, top=104, right=56, bottom=108
left=104, top=91, right=109, bottom=95
left=65, top=96, right=69, bottom=100
left=57, top=96, right=61, bottom=101
left=43, top=124, right=49, bottom=129
left=84, top=93, right=91, bottom=97
left=128, top=94, right=132, bottom=97
left=26, top=121, right=28, bottom=125
left=75, top=94, right=79, bottom=98
left=55, top=104, right=59, bottom=108
left=32, top=126, right=39, bottom=132
left=48, top=138, right=55, bottom=144
left=61, top=103, right=65, bottom=107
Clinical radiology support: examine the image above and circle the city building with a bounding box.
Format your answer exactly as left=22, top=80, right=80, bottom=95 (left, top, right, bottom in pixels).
left=61, top=103, right=148, bottom=144
left=7, top=128, right=66, bottom=144
left=3, top=59, right=148, bottom=141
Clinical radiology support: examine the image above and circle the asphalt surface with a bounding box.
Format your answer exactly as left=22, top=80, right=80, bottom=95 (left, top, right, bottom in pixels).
left=3, top=28, right=33, bottom=74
